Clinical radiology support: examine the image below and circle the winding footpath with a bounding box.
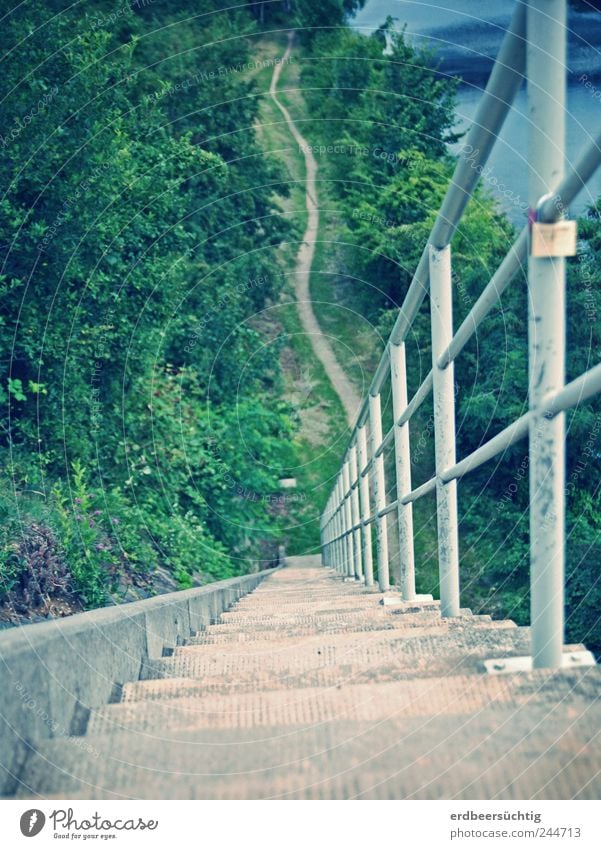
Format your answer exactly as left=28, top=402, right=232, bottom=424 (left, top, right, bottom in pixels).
left=269, top=32, right=362, bottom=428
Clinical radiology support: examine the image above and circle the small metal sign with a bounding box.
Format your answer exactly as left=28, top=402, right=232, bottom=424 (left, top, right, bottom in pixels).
left=530, top=220, right=577, bottom=258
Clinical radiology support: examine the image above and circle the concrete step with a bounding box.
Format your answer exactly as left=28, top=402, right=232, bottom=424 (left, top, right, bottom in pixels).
left=141, top=625, right=536, bottom=681
left=15, top=693, right=601, bottom=799
left=206, top=609, right=480, bottom=633
left=231, top=588, right=379, bottom=598
left=134, top=650, right=589, bottom=699
left=221, top=599, right=441, bottom=619
left=188, top=614, right=504, bottom=645
left=241, top=582, right=380, bottom=595
left=181, top=621, right=490, bottom=655
left=231, top=591, right=383, bottom=608
left=87, top=668, right=601, bottom=736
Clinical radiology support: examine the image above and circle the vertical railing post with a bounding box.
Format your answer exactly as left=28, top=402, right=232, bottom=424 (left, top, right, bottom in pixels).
left=335, top=477, right=344, bottom=575
left=429, top=244, right=460, bottom=617
left=342, top=457, right=355, bottom=578
left=349, top=443, right=363, bottom=581
left=389, top=342, right=416, bottom=601
left=331, top=482, right=339, bottom=573
left=527, top=0, right=567, bottom=669
left=357, top=424, right=374, bottom=587
left=319, top=503, right=327, bottom=566
left=369, top=392, right=390, bottom=591
left=327, top=498, right=334, bottom=568
left=324, top=498, right=332, bottom=567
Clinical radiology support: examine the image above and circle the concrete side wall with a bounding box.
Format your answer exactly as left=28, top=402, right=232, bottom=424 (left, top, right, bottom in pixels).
left=0, top=569, right=275, bottom=795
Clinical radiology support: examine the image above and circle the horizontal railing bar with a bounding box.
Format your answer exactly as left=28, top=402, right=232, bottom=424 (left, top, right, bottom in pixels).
left=330, top=375, right=436, bottom=514
left=330, top=409, right=534, bottom=535
left=544, top=361, right=601, bottom=416
left=377, top=426, right=395, bottom=458
left=330, top=517, right=370, bottom=543
left=377, top=500, right=398, bottom=520
left=387, top=249, right=430, bottom=352
left=331, top=505, right=397, bottom=540
left=360, top=370, right=435, bottom=480
left=441, top=411, right=531, bottom=483
left=363, top=514, right=376, bottom=527
left=413, top=364, right=601, bottom=492
left=399, top=370, right=434, bottom=426
left=330, top=497, right=401, bottom=540
left=438, top=228, right=529, bottom=368
left=330, top=526, right=354, bottom=544
left=324, top=358, right=599, bottom=526
left=401, top=476, right=436, bottom=504
left=355, top=398, right=370, bottom=431
left=538, top=128, right=601, bottom=223
left=371, top=343, right=392, bottom=397
left=329, top=466, right=442, bottom=531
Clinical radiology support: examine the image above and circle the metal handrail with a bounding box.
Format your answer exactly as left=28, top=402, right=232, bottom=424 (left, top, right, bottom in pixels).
left=319, top=0, right=601, bottom=670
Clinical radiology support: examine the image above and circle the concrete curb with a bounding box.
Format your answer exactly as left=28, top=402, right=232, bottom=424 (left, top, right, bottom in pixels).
left=0, top=568, right=277, bottom=795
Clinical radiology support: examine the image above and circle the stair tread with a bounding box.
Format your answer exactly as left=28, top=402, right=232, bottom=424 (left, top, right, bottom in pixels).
left=86, top=668, right=601, bottom=734
left=16, top=701, right=601, bottom=799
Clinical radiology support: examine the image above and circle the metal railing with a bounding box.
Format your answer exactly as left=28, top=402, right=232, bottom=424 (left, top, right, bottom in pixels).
left=319, top=0, right=601, bottom=670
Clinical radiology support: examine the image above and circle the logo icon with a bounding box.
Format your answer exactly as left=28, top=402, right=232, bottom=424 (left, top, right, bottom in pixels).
left=19, top=810, right=45, bottom=837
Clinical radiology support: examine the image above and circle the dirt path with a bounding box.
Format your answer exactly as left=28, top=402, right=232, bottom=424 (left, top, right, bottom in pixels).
left=269, top=32, right=362, bottom=429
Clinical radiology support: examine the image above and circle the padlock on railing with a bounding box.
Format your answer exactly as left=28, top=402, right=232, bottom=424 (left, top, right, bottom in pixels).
left=529, top=193, right=577, bottom=258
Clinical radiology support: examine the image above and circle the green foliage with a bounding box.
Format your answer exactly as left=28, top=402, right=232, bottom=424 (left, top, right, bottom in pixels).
left=51, top=462, right=112, bottom=607
left=297, top=24, right=458, bottom=315
left=0, top=0, right=295, bottom=610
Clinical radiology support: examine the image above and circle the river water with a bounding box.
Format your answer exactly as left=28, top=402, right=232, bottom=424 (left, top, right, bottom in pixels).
left=353, top=0, right=601, bottom=222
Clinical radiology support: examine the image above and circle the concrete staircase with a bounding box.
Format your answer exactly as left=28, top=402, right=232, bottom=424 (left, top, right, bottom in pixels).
left=13, top=557, right=601, bottom=799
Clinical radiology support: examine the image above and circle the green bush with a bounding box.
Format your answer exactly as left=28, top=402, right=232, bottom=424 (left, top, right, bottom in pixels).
left=0, top=1, right=295, bottom=611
